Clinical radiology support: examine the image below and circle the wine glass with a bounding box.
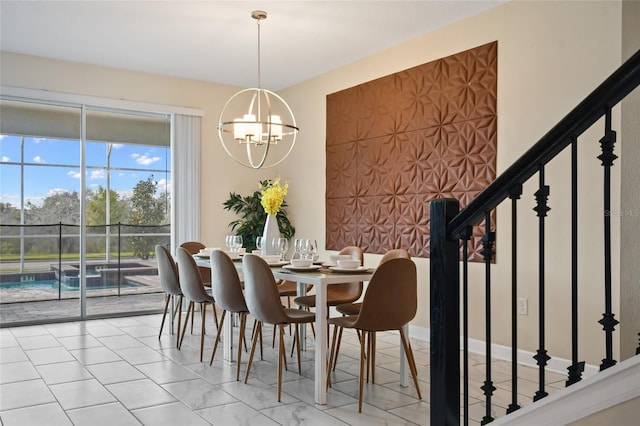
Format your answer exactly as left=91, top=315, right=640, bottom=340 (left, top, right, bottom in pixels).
left=233, top=235, right=243, bottom=252
left=307, top=239, right=318, bottom=262
left=292, top=238, right=302, bottom=259
left=300, top=239, right=309, bottom=259
left=276, top=237, right=289, bottom=261
left=225, top=235, right=234, bottom=252
left=255, top=236, right=264, bottom=253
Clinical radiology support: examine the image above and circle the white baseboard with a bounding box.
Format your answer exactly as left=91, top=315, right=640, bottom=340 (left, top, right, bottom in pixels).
left=408, top=325, right=598, bottom=377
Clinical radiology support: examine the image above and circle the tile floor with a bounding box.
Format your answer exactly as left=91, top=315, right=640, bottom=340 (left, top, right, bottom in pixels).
left=0, top=312, right=565, bottom=425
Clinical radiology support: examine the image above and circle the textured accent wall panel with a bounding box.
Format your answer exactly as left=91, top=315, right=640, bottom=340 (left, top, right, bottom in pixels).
left=326, top=42, right=497, bottom=261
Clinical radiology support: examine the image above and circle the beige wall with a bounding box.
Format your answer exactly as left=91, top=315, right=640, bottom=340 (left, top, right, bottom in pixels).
left=1, top=0, right=635, bottom=366
left=280, top=0, right=629, bottom=365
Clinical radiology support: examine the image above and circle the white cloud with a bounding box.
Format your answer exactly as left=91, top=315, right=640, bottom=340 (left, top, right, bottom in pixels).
left=32, top=155, right=45, bottom=163
left=33, top=138, right=45, bottom=144
left=90, top=169, right=106, bottom=180
left=131, top=152, right=161, bottom=165
left=1, top=156, right=9, bottom=162
left=68, top=170, right=82, bottom=179
left=156, top=178, right=172, bottom=193
left=48, top=188, right=70, bottom=196
left=111, top=143, right=124, bottom=149
left=0, top=193, right=20, bottom=206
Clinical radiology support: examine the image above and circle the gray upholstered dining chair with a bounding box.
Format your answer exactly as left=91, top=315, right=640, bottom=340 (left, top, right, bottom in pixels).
left=155, top=245, right=184, bottom=346
left=176, top=247, right=217, bottom=362
left=208, top=249, right=250, bottom=381
left=293, top=245, right=364, bottom=313
left=330, top=248, right=412, bottom=377
left=242, top=254, right=316, bottom=402
left=326, top=257, right=422, bottom=413
left=179, top=241, right=212, bottom=287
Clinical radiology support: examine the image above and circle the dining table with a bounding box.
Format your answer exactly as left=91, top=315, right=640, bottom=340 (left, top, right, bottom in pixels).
left=194, top=254, right=409, bottom=404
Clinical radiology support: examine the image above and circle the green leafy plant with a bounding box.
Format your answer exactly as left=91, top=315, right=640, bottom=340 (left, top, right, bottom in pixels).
left=223, top=180, right=295, bottom=252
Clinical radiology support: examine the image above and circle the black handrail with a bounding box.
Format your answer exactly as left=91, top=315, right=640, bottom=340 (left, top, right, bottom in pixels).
left=430, top=48, right=640, bottom=425
left=448, top=48, right=640, bottom=237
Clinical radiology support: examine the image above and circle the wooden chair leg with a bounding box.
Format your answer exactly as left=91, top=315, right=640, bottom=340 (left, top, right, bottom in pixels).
left=244, top=321, right=262, bottom=384
left=210, top=310, right=226, bottom=366
left=277, top=324, right=285, bottom=402
left=159, top=293, right=170, bottom=338
left=179, top=301, right=193, bottom=349
left=326, top=323, right=340, bottom=389
left=294, top=324, right=302, bottom=375
left=200, top=303, right=207, bottom=362
left=332, top=326, right=343, bottom=370
left=175, top=295, right=183, bottom=349
left=236, top=313, right=247, bottom=381
left=358, top=330, right=367, bottom=413
left=399, top=328, right=422, bottom=399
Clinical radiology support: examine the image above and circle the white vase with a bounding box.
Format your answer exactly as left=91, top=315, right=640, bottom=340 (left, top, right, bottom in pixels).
left=261, top=214, right=281, bottom=255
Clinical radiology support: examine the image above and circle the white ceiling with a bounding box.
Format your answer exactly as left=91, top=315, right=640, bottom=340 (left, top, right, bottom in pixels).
left=0, top=1, right=504, bottom=91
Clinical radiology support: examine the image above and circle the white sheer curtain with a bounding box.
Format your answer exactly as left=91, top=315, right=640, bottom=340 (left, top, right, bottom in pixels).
left=172, top=114, right=201, bottom=253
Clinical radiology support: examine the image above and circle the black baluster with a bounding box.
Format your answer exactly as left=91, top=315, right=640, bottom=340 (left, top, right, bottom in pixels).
left=58, top=222, right=62, bottom=300
left=597, top=107, right=618, bottom=371
left=567, top=137, right=585, bottom=386
left=461, top=226, right=472, bottom=426
left=507, top=184, right=522, bottom=414
left=481, top=211, right=496, bottom=425
left=118, top=222, right=122, bottom=297
left=533, top=165, right=550, bottom=402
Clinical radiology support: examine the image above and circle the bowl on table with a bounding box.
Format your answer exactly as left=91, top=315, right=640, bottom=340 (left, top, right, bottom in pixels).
left=261, top=255, right=281, bottom=264
left=291, top=258, right=313, bottom=268
left=329, top=254, right=351, bottom=263
left=337, top=259, right=360, bottom=269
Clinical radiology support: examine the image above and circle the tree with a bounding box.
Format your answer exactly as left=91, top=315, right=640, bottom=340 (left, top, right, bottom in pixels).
left=128, top=176, right=166, bottom=259
left=23, top=191, right=81, bottom=255
left=86, top=186, right=128, bottom=226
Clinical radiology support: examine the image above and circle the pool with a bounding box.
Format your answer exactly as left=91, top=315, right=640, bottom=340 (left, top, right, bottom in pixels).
left=1, top=280, right=59, bottom=290
left=0, top=279, right=141, bottom=291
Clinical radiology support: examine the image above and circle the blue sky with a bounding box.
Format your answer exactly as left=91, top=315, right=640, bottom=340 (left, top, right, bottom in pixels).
left=0, top=135, right=171, bottom=207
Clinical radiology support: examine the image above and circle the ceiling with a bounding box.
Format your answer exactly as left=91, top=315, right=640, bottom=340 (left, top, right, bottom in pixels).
left=0, top=1, right=504, bottom=91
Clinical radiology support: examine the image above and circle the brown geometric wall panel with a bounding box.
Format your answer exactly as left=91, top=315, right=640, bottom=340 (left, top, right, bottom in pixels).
left=326, top=42, right=497, bottom=261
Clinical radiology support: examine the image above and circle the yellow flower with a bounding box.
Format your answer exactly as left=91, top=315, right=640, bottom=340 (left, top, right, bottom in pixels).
left=261, top=179, right=289, bottom=215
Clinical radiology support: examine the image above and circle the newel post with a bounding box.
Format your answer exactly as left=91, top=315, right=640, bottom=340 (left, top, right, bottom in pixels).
left=430, top=198, right=461, bottom=425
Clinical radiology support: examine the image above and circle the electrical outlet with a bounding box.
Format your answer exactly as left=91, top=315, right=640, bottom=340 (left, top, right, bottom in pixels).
left=517, top=298, right=528, bottom=315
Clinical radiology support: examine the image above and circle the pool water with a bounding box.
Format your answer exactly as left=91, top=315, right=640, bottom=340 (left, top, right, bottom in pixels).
left=0, top=280, right=140, bottom=291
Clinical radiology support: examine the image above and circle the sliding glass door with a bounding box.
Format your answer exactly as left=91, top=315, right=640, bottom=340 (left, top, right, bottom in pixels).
left=0, top=98, right=171, bottom=325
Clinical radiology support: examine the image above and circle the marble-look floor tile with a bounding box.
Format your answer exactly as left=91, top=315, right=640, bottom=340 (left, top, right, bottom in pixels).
left=9, top=325, right=49, bottom=338
left=219, top=379, right=299, bottom=410
left=67, top=401, right=142, bottom=426
left=36, top=360, right=93, bottom=385
left=163, top=378, right=238, bottom=409
left=388, top=401, right=430, bottom=425
left=196, top=401, right=280, bottom=426
left=0, top=333, right=19, bottom=348
left=114, top=346, right=167, bottom=365
left=331, top=379, right=421, bottom=412
left=26, top=347, right=75, bottom=365
left=44, top=323, right=86, bottom=338
left=49, top=378, right=116, bottom=410
left=0, top=347, right=29, bottom=364
left=135, top=360, right=199, bottom=384
left=106, top=378, right=177, bottom=410
left=70, top=346, right=121, bottom=365
left=83, top=324, right=125, bottom=338
left=261, top=401, right=350, bottom=426
left=325, top=402, right=418, bottom=425
left=0, top=402, right=72, bottom=426
left=120, top=325, right=159, bottom=338
left=0, top=379, right=56, bottom=410
left=98, top=334, right=146, bottom=350
left=86, top=360, right=146, bottom=385
left=0, top=361, right=40, bottom=384
left=132, top=402, right=211, bottom=426
left=16, top=334, right=61, bottom=350
left=57, top=334, right=103, bottom=350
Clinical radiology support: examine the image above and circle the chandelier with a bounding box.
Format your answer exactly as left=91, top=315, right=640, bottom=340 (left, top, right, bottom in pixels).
left=217, top=10, right=299, bottom=169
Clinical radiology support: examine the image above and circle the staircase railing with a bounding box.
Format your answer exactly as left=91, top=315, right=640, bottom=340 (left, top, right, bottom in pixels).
left=429, top=48, right=640, bottom=425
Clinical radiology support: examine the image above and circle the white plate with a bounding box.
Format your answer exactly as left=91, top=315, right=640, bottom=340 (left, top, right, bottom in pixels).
left=329, top=266, right=370, bottom=273
left=282, top=264, right=322, bottom=272
left=267, top=260, right=289, bottom=266
left=322, top=261, right=336, bottom=267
